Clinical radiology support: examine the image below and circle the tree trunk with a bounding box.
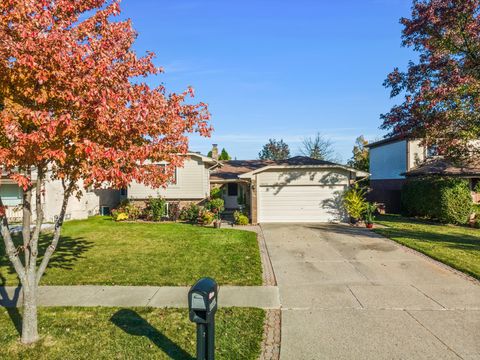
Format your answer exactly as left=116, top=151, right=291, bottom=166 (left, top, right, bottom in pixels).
left=21, top=276, right=39, bottom=344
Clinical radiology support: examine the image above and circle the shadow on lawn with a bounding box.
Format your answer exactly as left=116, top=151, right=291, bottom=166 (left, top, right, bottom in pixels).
left=0, top=234, right=94, bottom=280
left=111, top=309, right=194, bottom=360
left=0, top=274, right=22, bottom=335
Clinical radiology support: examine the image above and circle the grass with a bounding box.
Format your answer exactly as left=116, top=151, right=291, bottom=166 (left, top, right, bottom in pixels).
left=374, top=214, right=480, bottom=280
left=0, top=307, right=265, bottom=360
left=0, top=217, right=262, bottom=286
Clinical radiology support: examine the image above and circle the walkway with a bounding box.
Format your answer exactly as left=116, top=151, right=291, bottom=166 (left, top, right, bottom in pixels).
left=0, top=285, right=280, bottom=309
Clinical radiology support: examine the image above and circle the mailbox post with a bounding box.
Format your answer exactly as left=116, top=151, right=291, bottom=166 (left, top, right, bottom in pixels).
left=188, top=278, right=218, bottom=360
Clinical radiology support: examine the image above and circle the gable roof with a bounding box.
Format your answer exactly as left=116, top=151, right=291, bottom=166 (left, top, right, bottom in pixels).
left=211, top=156, right=369, bottom=181
left=405, top=158, right=480, bottom=177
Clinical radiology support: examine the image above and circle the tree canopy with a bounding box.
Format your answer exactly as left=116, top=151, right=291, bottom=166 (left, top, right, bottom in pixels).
left=381, top=0, right=480, bottom=160
left=0, top=0, right=211, bottom=344
left=347, top=136, right=369, bottom=172
left=258, top=138, right=290, bottom=160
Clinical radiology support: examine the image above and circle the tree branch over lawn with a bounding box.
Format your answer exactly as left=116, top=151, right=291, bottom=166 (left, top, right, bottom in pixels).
left=0, top=0, right=211, bottom=344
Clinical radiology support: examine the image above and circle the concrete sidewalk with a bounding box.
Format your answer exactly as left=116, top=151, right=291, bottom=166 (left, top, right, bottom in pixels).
left=0, top=285, right=280, bottom=309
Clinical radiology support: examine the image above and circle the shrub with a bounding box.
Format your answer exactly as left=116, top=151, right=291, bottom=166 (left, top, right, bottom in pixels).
left=202, top=210, right=215, bottom=225
left=168, top=201, right=181, bottom=221
left=210, top=187, right=222, bottom=199
left=474, top=182, right=480, bottom=193
left=111, top=210, right=128, bottom=221
left=363, top=202, right=377, bottom=224
left=343, top=185, right=368, bottom=221
left=180, top=203, right=200, bottom=223
left=205, top=198, right=225, bottom=217
left=233, top=210, right=249, bottom=225
left=402, top=177, right=473, bottom=225
left=112, top=200, right=141, bottom=221
left=145, top=197, right=167, bottom=221
left=472, top=204, right=480, bottom=217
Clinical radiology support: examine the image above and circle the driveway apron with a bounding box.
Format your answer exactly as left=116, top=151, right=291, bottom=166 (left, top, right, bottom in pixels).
left=261, top=223, right=480, bottom=360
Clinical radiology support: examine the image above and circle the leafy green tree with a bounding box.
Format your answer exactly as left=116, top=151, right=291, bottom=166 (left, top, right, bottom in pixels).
left=347, top=136, right=369, bottom=172
left=219, top=148, right=231, bottom=160
left=258, top=139, right=290, bottom=160
left=208, top=147, right=231, bottom=160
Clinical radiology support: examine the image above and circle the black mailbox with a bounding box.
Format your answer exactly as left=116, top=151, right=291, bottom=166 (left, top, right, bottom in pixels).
left=188, top=278, right=218, bottom=360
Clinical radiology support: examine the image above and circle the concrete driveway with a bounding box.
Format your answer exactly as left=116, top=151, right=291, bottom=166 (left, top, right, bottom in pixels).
left=261, top=223, right=480, bottom=360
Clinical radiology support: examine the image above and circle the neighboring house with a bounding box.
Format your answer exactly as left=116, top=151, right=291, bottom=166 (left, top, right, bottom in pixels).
left=0, top=171, right=121, bottom=223
left=367, top=136, right=480, bottom=212
left=127, top=152, right=219, bottom=206
left=211, top=156, right=369, bottom=223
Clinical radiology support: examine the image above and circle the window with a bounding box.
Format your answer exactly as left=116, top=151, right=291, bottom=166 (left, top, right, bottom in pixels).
left=120, top=188, right=127, bottom=196
left=228, top=183, right=238, bottom=196
left=427, top=145, right=439, bottom=158
left=157, top=164, right=177, bottom=185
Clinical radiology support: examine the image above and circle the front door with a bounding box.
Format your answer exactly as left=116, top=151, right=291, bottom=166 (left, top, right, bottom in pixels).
left=224, top=183, right=239, bottom=209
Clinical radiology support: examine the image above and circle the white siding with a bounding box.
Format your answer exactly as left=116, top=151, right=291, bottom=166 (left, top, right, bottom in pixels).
left=369, top=140, right=407, bottom=180
left=256, top=168, right=349, bottom=223
left=43, top=179, right=90, bottom=221
left=128, top=157, right=209, bottom=200
left=257, top=168, right=350, bottom=186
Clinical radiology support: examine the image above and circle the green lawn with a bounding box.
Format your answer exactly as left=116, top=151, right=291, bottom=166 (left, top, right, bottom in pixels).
left=0, top=217, right=262, bottom=286
left=374, top=214, right=480, bottom=280
left=0, top=307, right=265, bottom=360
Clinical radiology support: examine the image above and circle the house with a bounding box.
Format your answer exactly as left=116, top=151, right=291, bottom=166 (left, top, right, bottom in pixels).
left=1, top=148, right=369, bottom=224
left=0, top=171, right=121, bottom=223
left=210, top=156, right=369, bottom=223
left=367, top=136, right=480, bottom=212
left=127, top=152, right=219, bottom=207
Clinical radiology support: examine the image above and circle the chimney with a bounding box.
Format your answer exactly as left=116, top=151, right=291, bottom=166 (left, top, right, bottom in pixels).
left=211, top=144, right=219, bottom=160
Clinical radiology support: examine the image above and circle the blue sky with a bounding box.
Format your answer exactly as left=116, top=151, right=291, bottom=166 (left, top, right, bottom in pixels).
left=121, top=0, right=414, bottom=162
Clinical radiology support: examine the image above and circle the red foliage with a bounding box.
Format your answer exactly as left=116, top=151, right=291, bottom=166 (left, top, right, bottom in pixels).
left=0, top=0, right=211, bottom=190
left=382, top=0, right=480, bottom=160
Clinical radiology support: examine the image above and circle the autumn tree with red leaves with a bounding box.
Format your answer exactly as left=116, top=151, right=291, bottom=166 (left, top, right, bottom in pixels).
left=382, top=0, right=480, bottom=160
left=0, top=0, right=210, bottom=344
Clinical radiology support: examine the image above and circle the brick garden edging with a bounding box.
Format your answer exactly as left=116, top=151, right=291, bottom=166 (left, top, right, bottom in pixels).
left=231, top=225, right=281, bottom=359
left=259, top=309, right=281, bottom=360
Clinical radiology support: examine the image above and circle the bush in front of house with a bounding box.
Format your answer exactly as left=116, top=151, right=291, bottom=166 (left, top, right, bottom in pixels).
left=402, top=177, right=472, bottom=225
left=111, top=200, right=142, bottom=221
left=210, top=187, right=223, bottom=199
left=233, top=210, right=249, bottom=225
left=168, top=201, right=181, bottom=221
left=202, top=210, right=215, bottom=225
left=145, top=197, right=167, bottom=221
left=343, top=184, right=368, bottom=222
left=179, top=203, right=201, bottom=223
left=474, top=182, right=480, bottom=194
left=205, top=198, right=225, bottom=213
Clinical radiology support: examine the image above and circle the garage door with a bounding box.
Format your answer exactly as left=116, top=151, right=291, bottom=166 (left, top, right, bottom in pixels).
left=258, top=185, right=346, bottom=223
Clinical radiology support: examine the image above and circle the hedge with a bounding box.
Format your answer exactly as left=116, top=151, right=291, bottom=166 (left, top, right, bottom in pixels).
left=401, top=177, right=473, bottom=225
